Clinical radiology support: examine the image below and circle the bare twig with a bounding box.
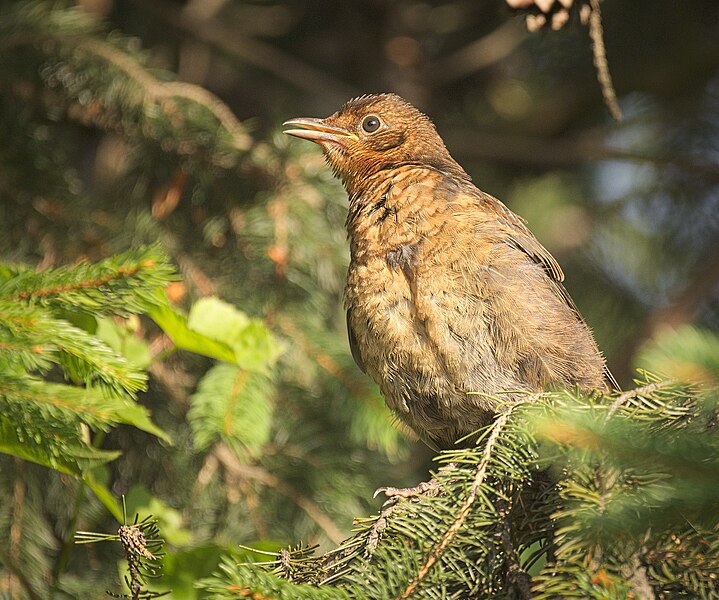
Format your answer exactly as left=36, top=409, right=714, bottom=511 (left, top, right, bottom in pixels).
left=427, top=19, right=527, bottom=85
left=588, top=0, right=622, bottom=121
left=444, top=127, right=719, bottom=180
left=213, top=443, right=345, bottom=545
left=131, top=0, right=356, bottom=106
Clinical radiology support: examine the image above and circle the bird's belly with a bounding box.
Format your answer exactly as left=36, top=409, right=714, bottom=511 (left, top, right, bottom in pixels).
left=346, top=259, right=503, bottom=447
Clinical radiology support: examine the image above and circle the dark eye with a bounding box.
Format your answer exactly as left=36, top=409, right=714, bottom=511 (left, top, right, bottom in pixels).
left=361, top=114, right=382, bottom=133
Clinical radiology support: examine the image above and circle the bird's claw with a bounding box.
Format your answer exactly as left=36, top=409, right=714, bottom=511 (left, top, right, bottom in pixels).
left=373, top=478, right=440, bottom=502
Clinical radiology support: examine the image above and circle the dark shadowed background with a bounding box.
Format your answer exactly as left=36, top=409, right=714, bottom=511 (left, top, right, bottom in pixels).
left=1, top=0, right=718, bottom=597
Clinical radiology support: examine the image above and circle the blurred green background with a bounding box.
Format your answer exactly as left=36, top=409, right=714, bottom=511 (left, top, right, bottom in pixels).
left=1, top=0, right=718, bottom=597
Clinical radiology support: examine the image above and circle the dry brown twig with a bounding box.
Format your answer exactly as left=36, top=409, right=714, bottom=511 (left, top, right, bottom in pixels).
left=213, top=442, right=345, bottom=545
left=507, top=0, right=622, bottom=121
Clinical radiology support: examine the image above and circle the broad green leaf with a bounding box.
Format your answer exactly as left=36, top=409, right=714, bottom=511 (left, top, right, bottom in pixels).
left=147, top=293, right=237, bottom=363
left=113, top=398, right=172, bottom=444
left=231, top=320, right=285, bottom=373
left=95, top=317, right=152, bottom=369
left=187, top=296, right=250, bottom=346
left=188, top=296, right=284, bottom=372
left=150, top=294, right=284, bottom=371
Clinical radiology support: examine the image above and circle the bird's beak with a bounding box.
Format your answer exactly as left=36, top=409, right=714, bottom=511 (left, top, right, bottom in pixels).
left=282, top=118, right=357, bottom=145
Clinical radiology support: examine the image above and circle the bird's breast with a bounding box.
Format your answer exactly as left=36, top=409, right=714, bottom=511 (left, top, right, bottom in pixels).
left=343, top=168, right=507, bottom=446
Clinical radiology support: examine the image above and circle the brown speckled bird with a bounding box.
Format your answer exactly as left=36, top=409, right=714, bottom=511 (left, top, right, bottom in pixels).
left=284, top=93, right=616, bottom=450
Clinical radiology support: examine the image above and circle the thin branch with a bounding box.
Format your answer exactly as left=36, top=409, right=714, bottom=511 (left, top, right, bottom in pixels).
left=2, top=31, right=252, bottom=152
left=130, top=0, right=356, bottom=106
left=426, top=19, right=527, bottom=85
left=604, top=380, right=677, bottom=421
left=76, top=38, right=251, bottom=152
left=213, top=443, right=345, bottom=545
left=398, top=402, right=522, bottom=599
left=588, top=0, right=622, bottom=121
left=444, top=127, right=719, bottom=180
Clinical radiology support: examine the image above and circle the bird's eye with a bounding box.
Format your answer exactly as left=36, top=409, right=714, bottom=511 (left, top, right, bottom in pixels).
left=361, top=115, right=382, bottom=133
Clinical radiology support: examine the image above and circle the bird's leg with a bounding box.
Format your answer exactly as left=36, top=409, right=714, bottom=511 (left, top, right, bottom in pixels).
left=373, top=478, right=440, bottom=501
left=373, top=462, right=457, bottom=504
left=365, top=462, right=457, bottom=555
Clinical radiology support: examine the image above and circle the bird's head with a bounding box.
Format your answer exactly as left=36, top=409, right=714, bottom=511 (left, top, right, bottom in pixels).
left=283, top=94, right=468, bottom=195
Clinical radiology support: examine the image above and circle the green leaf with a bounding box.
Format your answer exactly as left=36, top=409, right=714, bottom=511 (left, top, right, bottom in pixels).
left=147, top=292, right=237, bottom=363
left=188, top=363, right=273, bottom=454
left=113, top=398, right=172, bottom=444
left=150, top=294, right=284, bottom=371
left=231, top=320, right=285, bottom=373
left=188, top=296, right=284, bottom=371
left=187, top=296, right=250, bottom=345
left=95, top=317, right=152, bottom=369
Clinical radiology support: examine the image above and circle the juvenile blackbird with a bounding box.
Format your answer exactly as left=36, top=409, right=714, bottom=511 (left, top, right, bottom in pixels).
left=284, top=94, right=616, bottom=450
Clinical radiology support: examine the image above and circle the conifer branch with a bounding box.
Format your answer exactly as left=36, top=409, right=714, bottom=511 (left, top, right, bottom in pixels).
left=0, top=246, right=175, bottom=316
left=74, top=38, right=251, bottom=152
left=604, top=378, right=677, bottom=420
left=8, top=262, right=145, bottom=301
left=398, top=401, right=523, bottom=598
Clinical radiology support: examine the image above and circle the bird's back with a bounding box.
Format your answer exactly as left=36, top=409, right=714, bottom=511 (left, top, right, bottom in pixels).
left=345, top=165, right=610, bottom=449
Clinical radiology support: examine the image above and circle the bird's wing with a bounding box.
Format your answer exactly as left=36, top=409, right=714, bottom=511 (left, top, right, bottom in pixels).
left=475, top=190, right=620, bottom=391
left=346, top=309, right=366, bottom=373
left=477, top=191, right=565, bottom=282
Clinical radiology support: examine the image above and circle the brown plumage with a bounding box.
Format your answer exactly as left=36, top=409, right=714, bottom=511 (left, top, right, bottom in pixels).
left=284, top=93, right=616, bottom=450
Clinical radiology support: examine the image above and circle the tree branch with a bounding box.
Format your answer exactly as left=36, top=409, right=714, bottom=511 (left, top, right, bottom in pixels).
left=130, top=0, right=356, bottom=106
left=398, top=402, right=522, bottom=599
left=588, top=0, right=622, bottom=121
left=426, top=19, right=527, bottom=85
left=444, top=127, right=719, bottom=180
left=213, top=443, right=345, bottom=545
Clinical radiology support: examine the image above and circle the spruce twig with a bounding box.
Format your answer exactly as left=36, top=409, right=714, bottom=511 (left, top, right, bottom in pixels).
left=587, top=0, right=622, bottom=121
left=398, top=401, right=522, bottom=599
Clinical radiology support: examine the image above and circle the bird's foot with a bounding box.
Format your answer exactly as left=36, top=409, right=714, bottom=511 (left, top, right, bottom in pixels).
left=366, top=464, right=458, bottom=554
left=373, top=478, right=440, bottom=502
left=366, top=476, right=444, bottom=554
left=373, top=462, right=457, bottom=504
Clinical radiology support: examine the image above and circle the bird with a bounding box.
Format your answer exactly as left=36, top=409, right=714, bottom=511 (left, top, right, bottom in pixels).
left=284, top=93, right=617, bottom=451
